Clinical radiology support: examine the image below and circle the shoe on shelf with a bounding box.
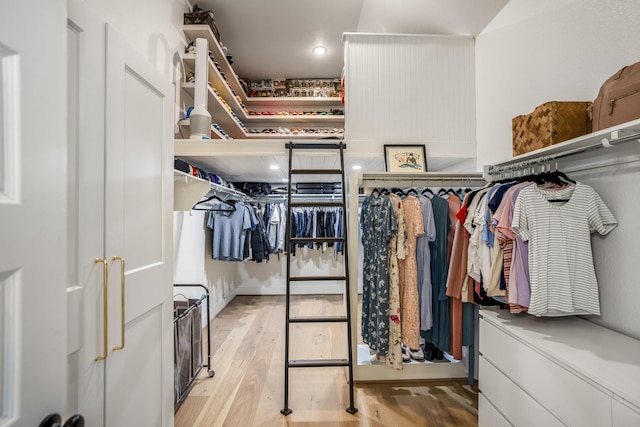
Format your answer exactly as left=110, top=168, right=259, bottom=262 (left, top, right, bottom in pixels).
left=409, top=347, right=424, bottom=361
left=424, top=342, right=436, bottom=361
left=401, top=344, right=411, bottom=362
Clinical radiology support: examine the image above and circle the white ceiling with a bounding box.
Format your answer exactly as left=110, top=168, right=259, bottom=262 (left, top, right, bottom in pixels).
left=197, top=0, right=509, bottom=81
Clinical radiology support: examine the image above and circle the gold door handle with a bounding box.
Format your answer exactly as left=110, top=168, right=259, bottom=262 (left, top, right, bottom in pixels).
left=112, top=256, right=125, bottom=351
left=95, top=258, right=109, bottom=361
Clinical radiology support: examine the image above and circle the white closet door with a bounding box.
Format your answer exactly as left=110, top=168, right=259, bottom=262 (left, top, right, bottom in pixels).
left=0, top=0, right=68, bottom=426
left=103, top=25, right=174, bottom=427
left=66, top=1, right=106, bottom=425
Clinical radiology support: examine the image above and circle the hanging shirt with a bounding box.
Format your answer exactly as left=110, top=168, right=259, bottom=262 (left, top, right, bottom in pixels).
left=277, top=203, right=287, bottom=252
left=207, top=204, right=253, bottom=261
left=512, top=182, right=617, bottom=316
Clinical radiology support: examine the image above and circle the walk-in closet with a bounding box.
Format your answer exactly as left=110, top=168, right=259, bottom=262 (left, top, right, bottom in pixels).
left=5, top=1, right=640, bottom=426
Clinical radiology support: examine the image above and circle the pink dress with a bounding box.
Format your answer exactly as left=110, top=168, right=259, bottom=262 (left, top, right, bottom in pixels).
left=398, top=196, right=425, bottom=350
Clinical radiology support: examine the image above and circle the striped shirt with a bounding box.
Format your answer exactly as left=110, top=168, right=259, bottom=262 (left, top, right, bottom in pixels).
left=512, top=183, right=617, bottom=316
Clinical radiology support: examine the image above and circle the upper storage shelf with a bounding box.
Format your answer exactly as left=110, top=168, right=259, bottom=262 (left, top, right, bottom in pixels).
left=182, top=25, right=344, bottom=139
left=484, top=117, right=640, bottom=178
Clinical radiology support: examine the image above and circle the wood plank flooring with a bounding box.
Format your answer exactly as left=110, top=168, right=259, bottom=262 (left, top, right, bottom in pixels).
left=175, top=295, right=478, bottom=427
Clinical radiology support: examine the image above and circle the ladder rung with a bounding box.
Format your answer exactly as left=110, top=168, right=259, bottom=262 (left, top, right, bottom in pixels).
left=290, top=237, right=345, bottom=243
left=289, top=276, right=347, bottom=282
left=290, top=201, right=343, bottom=208
left=288, top=359, right=349, bottom=368
left=286, top=143, right=345, bottom=150
left=290, top=168, right=343, bottom=175
left=289, top=316, right=348, bottom=323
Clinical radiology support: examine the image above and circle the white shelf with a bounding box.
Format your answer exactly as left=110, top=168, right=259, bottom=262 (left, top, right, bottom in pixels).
left=243, top=132, right=343, bottom=140
left=487, top=118, right=640, bottom=172
left=182, top=53, right=249, bottom=118
left=243, top=114, right=345, bottom=127
left=184, top=25, right=248, bottom=104
left=175, top=139, right=343, bottom=157
left=181, top=82, right=248, bottom=139
left=245, top=96, right=343, bottom=108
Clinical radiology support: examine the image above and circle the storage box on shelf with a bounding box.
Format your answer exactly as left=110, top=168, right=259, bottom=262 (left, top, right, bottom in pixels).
left=181, top=24, right=345, bottom=140
left=512, top=101, right=592, bottom=156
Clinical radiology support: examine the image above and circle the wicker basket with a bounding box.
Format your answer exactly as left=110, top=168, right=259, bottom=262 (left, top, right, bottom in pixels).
left=512, top=101, right=592, bottom=156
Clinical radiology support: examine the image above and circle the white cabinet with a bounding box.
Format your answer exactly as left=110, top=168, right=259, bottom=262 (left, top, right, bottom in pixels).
left=479, top=311, right=640, bottom=427
left=613, top=399, right=640, bottom=427
left=478, top=394, right=511, bottom=427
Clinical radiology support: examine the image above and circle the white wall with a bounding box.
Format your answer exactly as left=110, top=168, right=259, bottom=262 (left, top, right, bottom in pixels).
left=344, top=33, right=477, bottom=168
left=475, top=0, right=640, bottom=340
left=236, top=249, right=347, bottom=295
left=84, top=0, right=190, bottom=81
left=475, top=0, right=640, bottom=167
left=173, top=211, right=240, bottom=317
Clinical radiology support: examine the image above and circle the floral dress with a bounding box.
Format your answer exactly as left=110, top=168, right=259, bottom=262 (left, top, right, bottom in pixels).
left=384, top=194, right=408, bottom=369
left=398, top=196, right=425, bottom=350
left=360, top=194, right=396, bottom=356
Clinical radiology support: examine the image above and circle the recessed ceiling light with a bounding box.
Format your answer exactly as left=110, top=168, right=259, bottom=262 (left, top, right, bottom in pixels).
left=270, top=165, right=279, bottom=170
left=313, top=46, right=327, bottom=55
left=281, top=178, right=288, bottom=182
left=352, top=165, right=362, bottom=170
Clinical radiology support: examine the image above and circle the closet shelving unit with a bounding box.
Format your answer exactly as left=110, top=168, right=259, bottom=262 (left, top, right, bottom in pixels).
left=348, top=171, right=487, bottom=383
left=181, top=24, right=344, bottom=139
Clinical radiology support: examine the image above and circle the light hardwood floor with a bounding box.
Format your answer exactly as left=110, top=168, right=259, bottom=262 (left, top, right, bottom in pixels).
left=175, top=295, right=478, bottom=427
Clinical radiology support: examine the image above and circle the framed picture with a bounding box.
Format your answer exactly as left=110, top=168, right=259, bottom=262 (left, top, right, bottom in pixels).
left=384, top=144, right=427, bottom=173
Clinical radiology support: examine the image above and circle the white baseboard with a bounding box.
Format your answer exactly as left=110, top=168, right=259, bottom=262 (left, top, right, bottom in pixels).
left=209, top=286, right=239, bottom=319
left=235, top=283, right=346, bottom=295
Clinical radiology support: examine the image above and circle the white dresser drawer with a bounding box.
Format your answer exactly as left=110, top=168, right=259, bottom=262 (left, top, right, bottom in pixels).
left=613, top=399, right=640, bottom=427
left=479, top=393, right=511, bottom=427
left=479, top=356, right=563, bottom=427
left=480, top=317, right=612, bottom=427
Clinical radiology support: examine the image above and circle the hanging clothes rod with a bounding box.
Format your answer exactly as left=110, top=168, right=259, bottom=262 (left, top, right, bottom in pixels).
left=358, top=172, right=486, bottom=189
left=484, top=122, right=640, bottom=180
left=175, top=169, right=254, bottom=204
left=255, top=193, right=369, bottom=204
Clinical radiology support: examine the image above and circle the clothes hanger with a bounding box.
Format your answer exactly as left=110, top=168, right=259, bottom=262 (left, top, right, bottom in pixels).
left=391, top=187, right=405, bottom=197
left=193, top=194, right=236, bottom=211
left=406, top=188, right=419, bottom=196
left=422, top=188, right=434, bottom=197
left=380, top=188, right=390, bottom=196
left=437, top=188, right=448, bottom=196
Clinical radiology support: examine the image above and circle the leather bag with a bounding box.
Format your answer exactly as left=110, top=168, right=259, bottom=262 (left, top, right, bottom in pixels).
left=592, top=61, right=640, bottom=131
